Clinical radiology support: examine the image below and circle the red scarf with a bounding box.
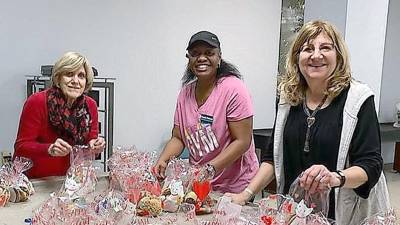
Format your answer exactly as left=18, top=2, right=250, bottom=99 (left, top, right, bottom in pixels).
left=47, top=87, right=91, bottom=145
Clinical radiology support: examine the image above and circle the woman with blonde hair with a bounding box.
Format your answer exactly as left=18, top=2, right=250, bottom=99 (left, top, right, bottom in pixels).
left=14, top=52, right=105, bottom=178
left=227, top=20, right=390, bottom=223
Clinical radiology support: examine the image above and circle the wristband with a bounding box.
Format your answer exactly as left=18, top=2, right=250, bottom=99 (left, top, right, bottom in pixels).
left=333, top=170, right=346, bottom=188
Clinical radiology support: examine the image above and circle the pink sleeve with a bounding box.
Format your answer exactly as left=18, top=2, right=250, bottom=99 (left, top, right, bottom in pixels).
left=173, top=104, right=180, bottom=126
left=226, top=79, right=254, bottom=121
left=173, top=89, right=184, bottom=127
left=14, top=94, right=51, bottom=158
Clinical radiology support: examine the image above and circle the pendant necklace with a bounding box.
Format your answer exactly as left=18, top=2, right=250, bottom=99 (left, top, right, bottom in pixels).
left=302, top=94, right=328, bottom=152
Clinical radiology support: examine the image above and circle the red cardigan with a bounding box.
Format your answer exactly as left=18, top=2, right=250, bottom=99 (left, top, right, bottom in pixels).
left=14, top=90, right=99, bottom=178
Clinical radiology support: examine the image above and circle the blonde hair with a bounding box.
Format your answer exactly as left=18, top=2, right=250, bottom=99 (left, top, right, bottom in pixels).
left=51, top=52, right=94, bottom=92
left=278, top=20, right=351, bottom=106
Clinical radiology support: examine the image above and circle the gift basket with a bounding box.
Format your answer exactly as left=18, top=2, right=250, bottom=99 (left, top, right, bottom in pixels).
left=0, top=157, right=34, bottom=206
left=256, top=176, right=333, bottom=225
left=160, top=157, right=191, bottom=213
left=107, top=146, right=162, bottom=218
left=59, top=145, right=98, bottom=200
left=91, top=188, right=136, bottom=224
left=31, top=145, right=103, bottom=225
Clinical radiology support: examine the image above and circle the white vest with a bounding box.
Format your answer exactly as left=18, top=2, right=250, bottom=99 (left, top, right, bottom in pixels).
left=273, top=81, right=391, bottom=224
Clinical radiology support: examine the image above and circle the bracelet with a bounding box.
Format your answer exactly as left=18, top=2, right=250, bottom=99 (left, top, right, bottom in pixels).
left=244, top=188, right=255, bottom=199
left=333, top=170, right=346, bottom=188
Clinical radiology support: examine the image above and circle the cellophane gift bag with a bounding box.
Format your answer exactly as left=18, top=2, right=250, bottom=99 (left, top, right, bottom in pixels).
left=32, top=145, right=101, bottom=225
left=287, top=177, right=333, bottom=225
left=91, top=188, right=130, bottom=225
left=0, top=156, right=34, bottom=204
left=204, top=195, right=242, bottom=224
left=258, top=194, right=295, bottom=225
left=160, top=157, right=191, bottom=212
left=183, top=165, right=216, bottom=215
left=359, top=208, right=397, bottom=225
left=59, top=145, right=98, bottom=199
left=108, top=146, right=162, bottom=218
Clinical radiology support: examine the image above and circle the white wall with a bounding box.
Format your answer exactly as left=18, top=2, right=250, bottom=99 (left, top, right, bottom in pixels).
left=345, top=0, right=389, bottom=111
left=0, top=0, right=281, bottom=153
left=304, top=0, right=348, bottom=36
left=379, top=0, right=400, bottom=123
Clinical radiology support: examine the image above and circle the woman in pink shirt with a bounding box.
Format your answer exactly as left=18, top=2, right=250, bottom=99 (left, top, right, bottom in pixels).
left=154, top=31, right=259, bottom=193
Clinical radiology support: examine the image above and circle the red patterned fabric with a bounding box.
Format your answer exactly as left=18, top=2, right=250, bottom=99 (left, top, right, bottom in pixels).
left=47, top=87, right=90, bottom=145
left=13, top=89, right=98, bottom=178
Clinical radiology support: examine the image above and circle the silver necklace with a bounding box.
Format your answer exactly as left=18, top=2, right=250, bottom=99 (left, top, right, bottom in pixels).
left=302, top=95, right=328, bottom=152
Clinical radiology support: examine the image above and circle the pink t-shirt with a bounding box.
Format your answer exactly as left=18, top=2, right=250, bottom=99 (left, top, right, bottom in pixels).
left=174, top=76, right=259, bottom=193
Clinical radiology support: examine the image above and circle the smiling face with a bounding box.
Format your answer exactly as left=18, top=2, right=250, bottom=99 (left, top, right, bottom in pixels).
left=59, top=66, right=86, bottom=105
left=298, top=32, right=337, bottom=83
left=187, top=42, right=221, bottom=80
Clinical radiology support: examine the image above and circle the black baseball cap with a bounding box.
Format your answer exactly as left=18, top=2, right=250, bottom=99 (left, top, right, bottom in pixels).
left=186, top=31, right=220, bottom=50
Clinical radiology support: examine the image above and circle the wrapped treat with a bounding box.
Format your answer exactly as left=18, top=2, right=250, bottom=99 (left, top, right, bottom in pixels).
left=108, top=146, right=162, bottom=217
left=211, top=196, right=242, bottom=224
left=90, top=188, right=132, bottom=224
left=360, top=208, right=397, bottom=225
left=160, top=158, right=190, bottom=212
left=32, top=145, right=101, bottom=224
left=286, top=177, right=332, bottom=225
left=185, top=166, right=215, bottom=214
left=288, top=177, right=330, bottom=217
left=239, top=206, right=260, bottom=225
left=137, top=194, right=163, bottom=216
left=0, top=157, right=34, bottom=203
left=184, top=191, right=197, bottom=205
left=0, top=185, right=10, bottom=207
left=8, top=186, right=29, bottom=203
left=135, top=169, right=162, bottom=216
left=258, top=194, right=296, bottom=225
left=59, top=145, right=97, bottom=200
left=176, top=203, right=199, bottom=225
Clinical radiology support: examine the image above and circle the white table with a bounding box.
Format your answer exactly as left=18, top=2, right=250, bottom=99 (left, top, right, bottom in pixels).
left=0, top=176, right=109, bottom=225
left=0, top=175, right=258, bottom=225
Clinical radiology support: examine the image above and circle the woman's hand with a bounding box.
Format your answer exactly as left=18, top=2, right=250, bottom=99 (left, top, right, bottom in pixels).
left=224, top=191, right=251, bottom=206
left=89, top=137, right=106, bottom=154
left=154, top=159, right=168, bottom=179
left=48, top=138, right=72, bottom=157
left=299, top=164, right=337, bottom=194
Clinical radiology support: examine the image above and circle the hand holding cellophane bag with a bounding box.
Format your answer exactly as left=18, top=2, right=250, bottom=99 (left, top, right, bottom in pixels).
left=159, top=157, right=191, bottom=212
left=31, top=145, right=105, bottom=225
left=287, top=177, right=332, bottom=225
left=256, top=175, right=333, bottom=225
left=59, top=145, right=98, bottom=199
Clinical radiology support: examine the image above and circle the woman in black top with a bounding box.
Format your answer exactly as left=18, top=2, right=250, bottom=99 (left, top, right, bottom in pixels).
left=226, top=20, right=389, bottom=222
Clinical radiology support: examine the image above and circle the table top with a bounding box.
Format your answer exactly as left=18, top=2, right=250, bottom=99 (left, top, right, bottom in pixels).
left=0, top=175, right=258, bottom=225
left=0, top=176, right=107, bottom=225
